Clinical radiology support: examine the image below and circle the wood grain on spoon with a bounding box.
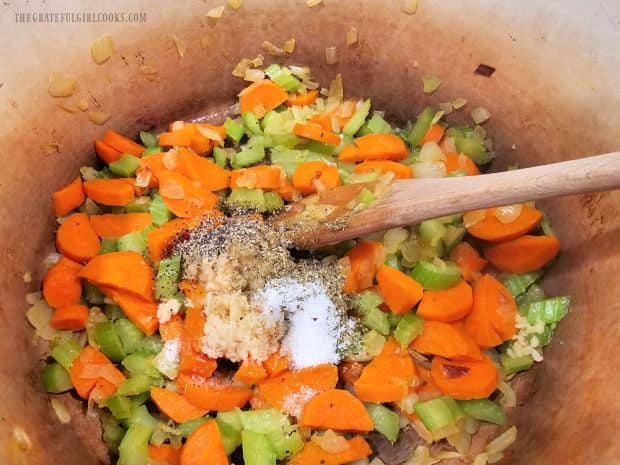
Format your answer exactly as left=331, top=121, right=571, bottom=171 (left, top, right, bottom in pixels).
left=285, top=152, right=620, bottom=249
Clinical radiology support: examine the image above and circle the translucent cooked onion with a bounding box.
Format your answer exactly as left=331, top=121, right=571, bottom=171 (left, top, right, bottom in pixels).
left=135, top=169, right=152, bottom=188
left=50, top=398, right=72, bottom=424
left=171, top=121, right=185, bottom=132
left=447, top=428, right=472, bottom=456
left=462, top=415, right=481, bottom=435
left=407, top=445, right=431, bottom=465
left=26, top=291, right=42, bottom=305
left=369, top=458, right=386, bottom=465
left=48, top=71, right=76, bottom=97
left=473, top=124, right=486, bottom=139
left=493, top=204, right=523, bottom=224
left=471, top=106, right=491, bottom=124
left=431, top=110, right=445, bottom=125
left=486, top=426, right=517, bottom=455
left=86, top=307, right=107, bottom=349
left=383, top=227, right=409, bottom=254
left=431, top=422, right=459, bottom=441
left=325, top=46, right=338, bottom=65
left=412, top=161, right=447, bottom=178
left=463, top=209, right=487, bottom=228
left=91, top=35, right=114, bottom=64
left=439, top=101, right=453, bottom=114
left=472, top=453, right=489, bottom=465
left=363, top=331, right=386, bottom=357
left=76, top=99, right=89, bottom=111
left=172, top=34, right=187, bottom=58
left=497, top=379, right=516, bottom=408
left=227, top=0, right=243, bottom=9
left=422, top=75, right=441, bottom=94
left=88, top=111, right=111, bottom=125
left=306, top=0, right=322, bottom=6
left=42, top=253, right=60, bottom=270
left=419, top=141, right=446, bottom=162
left=284, top=38, right=296, bottom=54
left=80, top=166, right=99, bottom=182
left=243, top=68, right=265, bottom=82
left=312, top=430, right=348, bottom=453
left=442, top=137, right=457, bottom=153
left=346, top=27, right=359, bottom=45
left=232, top=58, right=253, bottom=78
left=206, top=5, right=225, bottom=18
left=27, top=300, right=56, bottom=341
left=401, top=241, right=420, bottom=262
left=451, top=98, right=467, bottom=109
left=402, top=0, right=419, bottom=14
left=162, top=149, right=179, bottom=170
left=262, top=41, right=285, bottom=56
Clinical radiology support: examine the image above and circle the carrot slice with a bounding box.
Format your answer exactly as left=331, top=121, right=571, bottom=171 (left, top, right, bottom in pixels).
left=353, top=348, right=416, bottom=402
left=180, top=420, right=229, bottom=465
left=289, top=436, right=372, bottom=465
left=100, top=286, right=159, bottom=336
left=230, top=165, right=283, bottom=191
left=292, top=123, right=342, bottom=145
left=175, top=148, right=231, bottom=191
left=43, top=260, right=83, bottom=309
left=354, top=160, right=412, bottom=179
left=94, top=140, right=123, bottom=164
left=277, top=176, right=299, bottom=202
left=138, top=152, right=167, bottom=187
left=179, top=340, right=218, bottom=379
left=158, top=170, right=219, bottom=218
left=444, top=153, right=480, bottom=176
left=234, top=358, right=268, bottom=384
left=286, top=90, right=319, bottom=107
left=263, top=351, right=290, bottom=378
left=342, top=240, right=385, bottom=294
left=411, top=320, right=482, bottom=361
left=147, top=217, right=201, bottom=263
left=50, top=304, right=89, bottom=331
left=420, top=124, right=446, bottom=145
left=415, top=366, right=442, bottom=401
left=158, top=131, right=192, bottom=147
left=467, top=205, right=543, bottom=242
left=449, top=242, right=488, bottom=282
left=430, top=354, right=498, bottom=400
left=159, top=315, right=184, bottom=342
left=83, top=179, right=135, bottom=206
left=338, top=134, right=408, bottom=162
left=292, top=160, right=341, bottom=195
left=52, top=177, right=85, bottom=217
left=177, top=374, right=252, bottom=411
left=464, top=274, right=518, bottom=348
left=417, top=279, right=473, bottom=322
left=240, top=79, right=288, bottom=117
left=103, top=130, right=145, bottom=156
left=299, top=389, right=373, bottom=432
left=482, top=235, right=561, bottom=273
left=149, top=444, right=182, bottom=465
left=90, top=213, right=152, bottom=238
left=90, top=378, right=120, bottom=402
left=151, top=387, right=208, bottom=423
left=183, top=303, right=207, bottom=352
left=56, top=213, right=101, bottom=263
left=376, top=265, right=424, bottom=315
left=70, top=345, right=126, bottom=399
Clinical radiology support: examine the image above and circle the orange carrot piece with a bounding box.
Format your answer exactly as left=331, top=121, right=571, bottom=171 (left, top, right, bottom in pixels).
left=342, top=240, right=385, bottom=294
left=258, top=364, right=339, bottom=416
left=151, top=387, right=209, bottom=423
left=83, top=179, right=135, bottom=206
left=94, top=140, right=123, bottom=164
left=277, top=176, right=299, bottom=202
left=160, top=315, right=184, bottom=342
left=55, top=212, right=101, bottom=263
left=464, top=274, right=518, bottom=348
left=79, top=251, right=153, bottom=299
left=449, top=242, right=488, bottom=282
left=50, top=304, right=89, bottom=331
left=175, top=148, right=231, bottom=191
left=230, top=165, right=283, bottom=191
left=179, top=339, right=218, bottom=379
left=417, top=279, right=474, bottom=322
left=482, top=235, right=560, bottom=273
left=292, top=123, right=342, bottom=145
left=292, top=160, right=341, bottom=195
left=234, top=358, right=268, bottom=384
left=263, top=351, right=290, bottom=378
left=177, top=374, right=253, bottom=411
left=90, top=378, right=120, bottom=402
left=42, top=257, right=83, bottom=308
left=338, top=134, right=408, bottom=162
left=52, top=177, right=85, bottom=217
left=70, top=345, right=126, bottom=399
left=138, top=152, right=167, bottom=186
left=183, top=303, right=207, bottom=352
left=444, top=153, right=480, bottom=176
left=147, top=217, right=201, bottom=263
left=288, top=436, right=372, bottom=465
left=158, top=131, right=192, bottom=147
left=354, top=160, right=412, bottom=179
left=286, top=90, right=320, bottom=107
left=240, top=79, right=288, bottom=117
left=299, top=389, right=373, bottom=432
left=158, top=170, right=219, bottom=218
left=415, top=366, right=443, bottom=401
left=100, top=286, right=159, bottom=336
left=89, top=213, right=152, bottom=238
left=309, top=112, right=336, bottom=132
left=420, top=124, right=446, bottom=145
left=411, top=320, right=482, bottom=361
left=149, top=444, right=182, bottom=465
left=180, top=420, right=229, bottom=465
left=376, top=265, right=424, bottom=315
left=467, top=205, right=543, bottom=242
left=430, top=354, right=498, bottom=400
left=353, top=349, right=416, bottom=402
left=103, top=130, right=145, bottom=156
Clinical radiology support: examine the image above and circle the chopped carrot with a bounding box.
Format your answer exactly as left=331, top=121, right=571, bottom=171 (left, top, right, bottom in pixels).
left=277, top=176, right=299, bottom=202
left=299, top=389, right=373, bottom=432
left=103, top=130, right=145, bottom=156
left=376, top=265, right=424, bottom=315
left=151, top=387, right=209, bottom=423
left=89, top=213, right=152, bottom=238
left=175, top=148, right=231, bottom=191
left=69, top=345, right=126, bottom=399
left=410, top=320, right=482, bottom=361
left=288, top=436, right=372, bottom=465
left=94, top=140, right=123, bottom=164
left=292, top=123, right=342, bottom=145
left=158, top=131, right=192, bottom=147
left=42, top=257, right=83, bottom=308
left=444, top=153, right=480, bottom=176
left=482, top=235, right=561, bottom=273
left=338, top=134, right=408, bottom=162
left=177, top=374, right=253, bottom=411
left=416, top=279, right=473, bottom=322
left=179, top=339, right=218, bottom=379
left=286, top=90, right=319, bottom=107
left=52, top=177, right=85, bottom=217
left=55, top=213, right=101, bottom=262
left=149, top=444, right=182, bottom=465
left=467, top=205, right=544, bottom=242
left=160, top=315, right=184, bottom=342
left=183, top=303, right=207, bottom=352
left=147, top=217, right=201, bottom=263
left=430, top=354, right=498, bottom=400
left=90, top=378, right=119, bottom=402
left=292, top=160, right=341, bottom=195
left=83, top=179, right=135, bottom=206
left=180, top=420, right=229, bottom=465
left=464, top=274, right=518, bottom=348
left=262, top=351, right=290, bottom=378
left=100, top=286, right=159, bottom=336
left=240, top=79, right=288, bottom=117
left=354, top=160, right=412, bottom=179
left=158, top=170, right=219, bottom=218
left=249, top=389, right=270, bottom=410
left=420, top=123, right=446, bottom=145
left=342, top=240, right=385, bottom=294
left=309, top=111, right=336, bottom=132
left=234, top=358, right=268, bottom=384
left=449, top=242, right=488, bottom=282
left=138, top=152, right=167, bottom=186
left=353, top=348, right=416, bottom=402
left=50, top=304, right=89, bottom=331
left=415, top=366, right=442, bottom=401
left=230, top=165, right=283, bottom=191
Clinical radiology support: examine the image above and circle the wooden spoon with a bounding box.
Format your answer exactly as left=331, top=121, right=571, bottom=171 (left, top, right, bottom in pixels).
left=281, top=152, right=620, bottom=249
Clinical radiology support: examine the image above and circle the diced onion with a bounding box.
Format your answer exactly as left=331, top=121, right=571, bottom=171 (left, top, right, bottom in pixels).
left=401, top=241, right=420, bottom=262
left=22, top=272, right=32, bottom=284
left=462, top=415, right=481, bottom=435
left=422, top=75, right=441, bottom=94
left=346, top=27, right=359, bottom=45
left=88, top=111, right=111, bottom=125
left=473, top=124, right=487, bottom=139
left=161, top=179, right=185, bottom=199
left=11, top=426, right=32, bottom=451
left=402, top=0, right=419, bottom=14
left=227, top=0, right=243, bottom=9
left=197, top=125, right=224, bottom=144
left=486, top=426, right=517, bottom=455
left=431, top=422, right=459, bottom=441
left=58, top=103, right=76, bottom=113
left=363, top=331, right=386, bottom=357
left=48, top=71, right=76, bottom=97
left=311, top=430, right=349, bottom=453
left=284, top=38, right=296, bottom=54
left=452, top=98, right=467, bottom=109
left=442, top=137, right=456, bottom=153
left=171, top=121, right=185, bottom=132
left=383, top=227, right=409, bottom=254
left=328, top=74, right=344, bottom=103
left=306, top=0, right=322, bottom=6
left=135, top=169, right=152, bottom=188
left=162, top=149, right=179, bottom=170
left=339, top=99, right=356, bottom=118
left=50, top=398, right=72, bottom=424
left=431, top=110, right=445, bottom=125
left=76, top=99, right=89, bottom=111
left=26, top=291, right=43, bottom=305
left=471, top=106, right=491, bottom=124
left=488, top=451, right=504, bottom=464
left=244, top=68, right=265, bottom=82
left=433, top=451, right=463, bottom=460
left=206, top=5, right=225, bottom=18
left=463, top=209, right=487, bottom=228
left=439, top=101, right=453, bottom=114
left=369, top=458, right=385, bottom=465
left=91, top=35, right=114, bottom=64
left=262, top=41, right=285, bottom=56
left=42, top=253, right=60, bottom=269
left=407, top=445, right=431, bottom=465
left=232, top=58, right=253, bottom=78
left=412, top=161, right=447, bottom=178
left=325, top=46, right=338, bottom=65
left=172, top=34, right=187, bottom=58
left=419, top=141, right=446, bottom=162
left=447, top=428, right=472, bottom=456
left=40, top=143, right=60, bottom=156
left=493, top=204, right=523, bottom=224
left=349, top=459, right=370, bottom=465
left=86, top=307, right=107, bottom=349
left=472, top=453, right=489, bottom=465
left=497, top=379, right=516, bottom=408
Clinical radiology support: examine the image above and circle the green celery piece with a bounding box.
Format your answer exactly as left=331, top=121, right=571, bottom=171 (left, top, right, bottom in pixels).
left=407, top=107, right=434, bottom=146
left=419, top=219, right=447, bottom=246
left=384, top=254, right=403, bottom=271
left=264, top=65, right=301, bottom=91
left=107, top=394, right=133, bottom=420
left=131, top=392, right=150, bottom=409
left=264, top=192, right=285, bottom=212
left=357, top=188, right=376, bottom=206
left=355, top=290, right=384, bottom=313
left=457, top=399, right=506, bottom=425
left=413, top=397, right=463, bottom=432
left=503, top=271, right=541, bottom=297
left=242, top=430, right=277, bottom=465
left=50, top=339, right=81, bottom=370
left=142, top=147, right=162, bottom=157
left=529, top=323, right=555, bottom=347
left=224, top=117, right=245, bottom=144
left=306, top=140, right=336, bottom=155
left=500, top=354, right=534, bottom=375
left=83, top=280, right=106, bottom=304
left=102, top=414, right=125, bottom=452
left=42, top=362, right=73, bottom=393
left=356, top=123, right=372, bottom=137
left=387, top=312, right=401, bottom=330
left=213, top=146, right=231, bottom=168
left=525, top=284, right=546, bottom=303
left=217, top=418, right=243, bottom=455
left=240, top=409, right=289, bottom=434
left=337, top=161, right=356, bottom=175
left=99, top=237, right=118, bottom=254
left=139, top=131, right=159, bottom=148
left=334, top=133, right=355, bottom=156
left=267, top=428, right=303, bottom=460
left=260, top=110, right=280, bottom=131
left=362, top=307, right=391, bottom=335
left=343, top=170, right=381, bottom=185
left=264, top=133, right=302, bottom=149
left=343, top=99, right=371, bottom=136
left=97, top=167, right=114, bottom=179
left=178, top=417, right=209, bottom=438
left=118, top=375, right=155, bottom=397
left=117, top=227, right=151, bottom=255
left=448, top=169, right=467, bottom=177
left=150, top=193, right=174, bottom=226
left=109, top=154, right=140, bottom=177
left=540, top=214, right=555, bottom=237
left=95, top=321, right=127, bottom=362
left=393, top=312, right=424, bottom=347
left=217, top=410, right=243, bottom=431
left=366, top=112, right=393, bottom=134
left=444, top=226, right=466, bottom=253
left=365, top=403, right=400, bottom=442
left=124, top=196, right=151, bottom=213
left=227, top=188, right=267, bottom=211
left=522, top=296, right=570, bottom=324
left=410, top=260, right=462, bottom=290
left=115, top=318, right=145, bottom=353
left=138, top=334, right=164, bottom=354
left=154, top=256, right=182, bottom=300
left=122, top=352, right=162, bottom=379
left=231, top=145, right=265, bottom=169
left=105, top=304, right=124, bottom=321
left=118, top=424, right=151, bottom=465
left=243, top=112, right=263, bottom=136
left=446, top=127, right=492, bottom=165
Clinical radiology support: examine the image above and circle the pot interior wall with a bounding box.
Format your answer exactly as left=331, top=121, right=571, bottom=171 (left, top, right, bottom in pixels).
left=0, top=1, right=618, bottom=464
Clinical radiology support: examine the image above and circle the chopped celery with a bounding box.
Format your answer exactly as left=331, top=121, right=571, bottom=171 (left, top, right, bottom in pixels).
left=525, top=284, right=546, bottom=303
left=260, top=110, right=279, bottom=131
left=500, top=354, right=533, bottom=375
left=240, top=409, right=289, bottom=434
left=122, top=352, right=162, bottom=379
left=42, top=362, right=73, bottom=393
left=268, top=429, right=303, bottom=460
left=413, top=396, right=463, bottom=432
left=102, top=414, right=125, bottom=452
left=178, top=417, right=209, bottom=438
left=362, top=307, right=391, bottom=335
left=117, top=227, right=151, bottom=255
left=336, top=161, right=356, bottom=174
left=366, top=112, right=393, bottom=134
left=264, top=64, right=301, bottom=91
left=407, top=107, right=434, bottom=146
left=83, top=280, right=106, bottom=304
left=124, top=197, right=151, bottom=213
left=387, top=313, right=401, bottom=330
left=97, top=167, right=114, bottom=179
left=50, top=339, right=81, bottom=370
left=357, top=188, right=376, bottom=206
left=137, top=334, right=164, bottom=354
left=217, top=409, right=243, bottom=431
left=231, top=145, right=265, bottom=169
left=264, top=192, right=284, bottom=212
left=419, top=219, right=447, bottom=246
left=306, top=140, right=336, bottom=155
left=401, top=147, right=421, bottom=166
left=95, top=321, right=127, bottom=362
left=109, top=154, right=140, bottom=177
left=365, top=403, right=400, bottom=442
left=444, top=226, right=466, bottom=253
left=264, top=133, right=303, bottom=148
left=410, top=259, right=462, bottom=290
left=107, top=394, right=133, bottom=420
left=384, top=254, right=403, bottom=271
left=343, top=170, right=381, bottom=185
left=117, top=375, right=155, bottom=396
left=150, top=193, right=174, bottom=226
left=457, top=399, right=506, bottom=425
left=393, top=312, right=424, bottom=347
left=99, top=237, right=118, bottom=254
left=140, top=131, right=159, bottom=148
left=213, top=146, right=232, bottom=168
left=448, top=169, right=467, bottom=177
left=142, top=147, right=162, bottom=157
left=540, top=214, right=555, bottom=237
left=446, top=127, right=492, bottom=165
left=130, top=392, right=150, bottom=410
left=243, top=112, right=263, bottom=136
left=503, top=272, right=541, bottom=297
left=225, top=117, right=245, bottom=144
left=343, top=99, right=371, bottom=136
left=118, top=424, right=151, bottom=465
left=522, top=296, right=570, bottom=324
left=227, top=188, right=267, bottom=211
left=217, top=418, right=242, bottom=455
left=529, top=323, right=555, bottom=347
left=115, top=318, right=145, bottom=353
left=354, top=290, right=384, bottom=313
left=154, top=256, right=181, bottom=300
left=105, top=304, right=124, bottom=321
left=242, top=430, right=277, bottom=465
